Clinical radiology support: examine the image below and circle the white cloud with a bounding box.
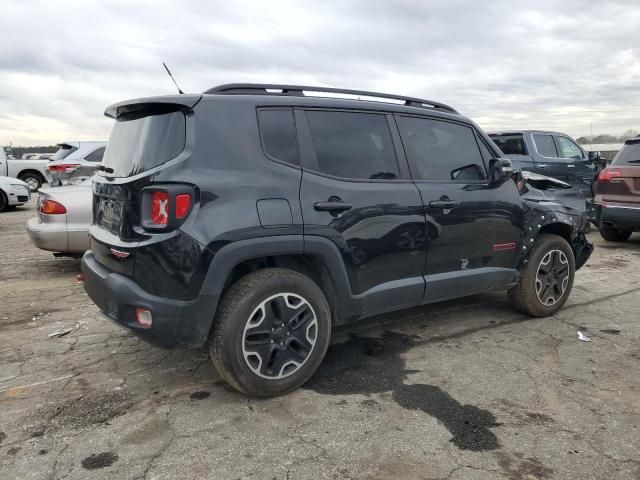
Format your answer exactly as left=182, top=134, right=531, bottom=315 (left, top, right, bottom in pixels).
left=0, top=0, right=638, bottom=145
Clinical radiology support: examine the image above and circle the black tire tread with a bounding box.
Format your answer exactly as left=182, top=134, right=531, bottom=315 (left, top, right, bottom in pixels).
left=600, top=227, right=631, bottom=242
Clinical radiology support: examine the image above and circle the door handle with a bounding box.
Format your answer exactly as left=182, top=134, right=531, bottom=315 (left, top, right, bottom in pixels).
left=567, top=164, right=575, bottom=168
left=538, top=164, right=547, bottom=168
left=314, top=200, right=352, bottom=213
left=428, top=200, right=460, bottom=209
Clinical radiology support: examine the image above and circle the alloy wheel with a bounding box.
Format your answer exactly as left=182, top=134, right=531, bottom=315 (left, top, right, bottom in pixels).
left=24, top=177, right=39, bottom=191
left=242, top=293, right=318, bottom=379
left=535, top=249, right=570, bottom=306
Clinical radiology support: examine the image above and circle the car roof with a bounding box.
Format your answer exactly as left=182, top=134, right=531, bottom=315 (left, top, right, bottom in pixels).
left=487, top=130, right=573, bottom=136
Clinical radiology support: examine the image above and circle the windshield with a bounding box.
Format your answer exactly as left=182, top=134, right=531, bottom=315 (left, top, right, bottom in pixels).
left=51, top=144, right=77, bottom=161
left=101, top=108, right=186, bottom=177
left=612, top=141, right=640, bottom=165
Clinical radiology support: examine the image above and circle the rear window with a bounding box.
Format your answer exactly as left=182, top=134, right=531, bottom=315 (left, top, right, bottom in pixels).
left=489, top=134, right=527, bottom=155
left=612, top=140, right=640, bottom=165
left=84, top=146, right=106, bottom=163
left=102, top=109, right=186, bottom=177
left=51, top=144, right=78, bottom=161
left=258, top=109, right=300, bottom=166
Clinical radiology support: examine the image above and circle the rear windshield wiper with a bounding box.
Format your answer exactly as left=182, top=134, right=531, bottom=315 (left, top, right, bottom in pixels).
left=98, top=165, right=114, bottom=173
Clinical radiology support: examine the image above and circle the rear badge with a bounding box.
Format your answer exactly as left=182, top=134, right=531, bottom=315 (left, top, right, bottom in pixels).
left=493, top=242, right=517, bottom=252
left=110, top=248, right=130, bottom=259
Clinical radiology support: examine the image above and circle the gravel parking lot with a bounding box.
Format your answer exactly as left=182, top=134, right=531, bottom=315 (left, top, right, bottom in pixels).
left=1, top=200, right=639, bottom=480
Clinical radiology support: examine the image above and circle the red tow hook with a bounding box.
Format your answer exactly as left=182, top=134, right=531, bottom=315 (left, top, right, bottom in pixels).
left=76, top=274, right=85, bottom=283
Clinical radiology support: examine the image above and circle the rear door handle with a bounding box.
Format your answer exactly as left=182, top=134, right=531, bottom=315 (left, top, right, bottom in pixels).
left=428, top=200, right=460, bottom=209
left=314, top=200, right=352, bottom=213
left=567, top=164, right=575, bottom=168
left=538, top=164, right=547, bottom=168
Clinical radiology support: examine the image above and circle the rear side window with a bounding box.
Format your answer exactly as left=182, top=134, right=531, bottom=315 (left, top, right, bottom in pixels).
left=84, top=146, right=106, bottom=162
left=102, top=109, right=186, bottom=177
left=305, top=111, right=399, bottom=180
left=489, top=134, right=527, bottom=155
left=533, top=134, right=558, bottom=157
left=556, top=136, right=583, bottom=160
left=397, top=116, right=486, bottom=181
left=612, top=140, right=640, bottom=165
left=258, top=109, right=300, bottom=166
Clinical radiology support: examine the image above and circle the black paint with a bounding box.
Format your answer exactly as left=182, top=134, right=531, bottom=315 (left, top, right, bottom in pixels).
left=81, top=452, right=119, bottom=470
left=304, top=331, right=501, bottom=451
left=190, top=391, right=210, bottom=400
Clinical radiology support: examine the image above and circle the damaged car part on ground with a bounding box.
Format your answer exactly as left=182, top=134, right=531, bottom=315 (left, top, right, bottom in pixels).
left=81, top=84, right=593, bottom=397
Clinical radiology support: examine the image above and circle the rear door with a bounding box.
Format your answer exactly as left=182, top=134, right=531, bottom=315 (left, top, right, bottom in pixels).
left=530, top=133, right=566, bottom=179
left=395, top=115, right=524, bottom=302
left=296, top=108, right=426, bottom=314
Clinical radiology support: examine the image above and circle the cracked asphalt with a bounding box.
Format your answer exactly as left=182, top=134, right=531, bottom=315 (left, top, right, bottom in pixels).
left=1, top=199, right=639, bottom=480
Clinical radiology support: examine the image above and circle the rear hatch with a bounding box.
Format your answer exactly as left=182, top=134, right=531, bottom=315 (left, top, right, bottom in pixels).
left=91, top=96, right=200, bottom=275
left=596, top=138, right=640, bottom=205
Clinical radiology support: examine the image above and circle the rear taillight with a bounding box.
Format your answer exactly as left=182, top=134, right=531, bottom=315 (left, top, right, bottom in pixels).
left=40, top=199, right=67, bottom=214
left=47, top=164, right=80, bottom=173
left=150, top=191, right=170, bottom=225
left=141, top=186, right=194, bottom=230
left=597, top=168, right=622, bottom=183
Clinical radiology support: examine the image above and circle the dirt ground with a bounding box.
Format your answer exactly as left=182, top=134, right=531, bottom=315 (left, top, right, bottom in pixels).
left=1, top=199, right=639, bottom=480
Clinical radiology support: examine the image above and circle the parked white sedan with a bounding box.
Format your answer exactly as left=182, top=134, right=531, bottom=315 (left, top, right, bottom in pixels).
left=0, top=176, right=31, bottom=212
left=26, top=177, right=92, bottom=255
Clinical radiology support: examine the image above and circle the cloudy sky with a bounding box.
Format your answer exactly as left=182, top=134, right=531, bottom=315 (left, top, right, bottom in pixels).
left=1, top=0, right=639, bottom=146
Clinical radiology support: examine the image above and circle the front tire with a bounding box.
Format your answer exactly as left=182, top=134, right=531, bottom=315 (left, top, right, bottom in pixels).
left=210, top=268, right=332, bottom=397
left=19, top=173, right=43, bottom=192
left=600, top=227, right=631, bottom=242
left=0, top=190, right=8, bottom=212
left=508, top=234, right=575, bottom=317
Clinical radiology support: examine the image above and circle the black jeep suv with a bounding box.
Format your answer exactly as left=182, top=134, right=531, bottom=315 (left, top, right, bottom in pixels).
left=82, top=84, right=593, bottom=397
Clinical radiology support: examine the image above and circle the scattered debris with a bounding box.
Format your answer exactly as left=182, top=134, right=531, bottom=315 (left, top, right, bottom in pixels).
left=577, top=331, right=591, bottom=342
left=48, top=321, right=87, bottom=338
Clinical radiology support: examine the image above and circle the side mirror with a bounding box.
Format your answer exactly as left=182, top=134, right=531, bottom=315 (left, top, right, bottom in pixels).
left=588, top=151, right=601, bottom=161
left=488, top=158, right=514, bottom=185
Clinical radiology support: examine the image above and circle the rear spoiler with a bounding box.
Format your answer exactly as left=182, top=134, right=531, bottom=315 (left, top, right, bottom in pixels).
left=104, top=94, right=202, bottom=119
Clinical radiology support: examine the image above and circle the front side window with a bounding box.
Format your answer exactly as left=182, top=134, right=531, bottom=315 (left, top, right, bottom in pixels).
left=556, top=136, right=583, bottom=160
left=397, top=116, right=486, bottom=181
left=533, top=134, right=558, bottom=157
left=305, top=110, right=399, bottom=180
left=258, top=109, right=300, bottom=166
left=84, top=146, right=106, bottom=163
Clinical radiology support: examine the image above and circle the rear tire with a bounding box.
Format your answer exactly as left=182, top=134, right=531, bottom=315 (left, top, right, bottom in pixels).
left=508, top=234, right=575, bottom=317
left=0, top=190, right=7, bottom=212
left=599, top=227, right=632, bottom=242
left=210, top=268, right=332, bottom=397
left=19, top=173, right=42, bottom=192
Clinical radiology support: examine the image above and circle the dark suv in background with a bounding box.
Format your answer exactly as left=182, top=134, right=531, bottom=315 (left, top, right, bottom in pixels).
left=593, top=136, right=640, bottom=241
left=82, top=84, right=592, bottom=397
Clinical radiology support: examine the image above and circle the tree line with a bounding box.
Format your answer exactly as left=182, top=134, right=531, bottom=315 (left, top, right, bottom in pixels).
left=576, top=129, right=638, bottom=145
left=2, top=146, right=58, bottom=158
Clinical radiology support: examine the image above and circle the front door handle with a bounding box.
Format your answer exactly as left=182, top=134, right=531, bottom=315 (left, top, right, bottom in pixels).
left=428, top=200, right=460, bottom=209
left=567, top=164, right=575, bottom=168
left=538, top=164, right=547, bottom=168
left=314, top=199, right=352, bottom=213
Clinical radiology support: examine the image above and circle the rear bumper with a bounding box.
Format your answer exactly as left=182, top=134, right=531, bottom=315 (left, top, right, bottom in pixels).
left=26, top=217, right=68, bottom=252
left=594, top=203, right=640, bottom=231
left=81, top=251, right=219, bottom=349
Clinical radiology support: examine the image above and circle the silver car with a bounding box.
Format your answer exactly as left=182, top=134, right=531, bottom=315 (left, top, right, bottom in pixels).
left=26, top=177, right=92, bottom=255
left=46, top=141, right=107, bottom=187
left=0, top=176, right=31, bottom=211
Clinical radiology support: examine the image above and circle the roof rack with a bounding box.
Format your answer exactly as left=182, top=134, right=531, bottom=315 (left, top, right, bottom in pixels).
left=205, top=83, right=458, bottom=114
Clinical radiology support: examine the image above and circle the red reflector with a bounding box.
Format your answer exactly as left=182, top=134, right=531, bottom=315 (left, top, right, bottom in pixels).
left=493, top=242, right=517, bottom=252
left=76, top=274, right=85, bottom=283
left=151, top=191, right=170, bottom=225
left=135, top=307, right=152, bottom=327
left=598, top=168, right=622, bottom=183
left=40, top=199, right=67, bottom=214
left=175, top=194, right=191, bottom=219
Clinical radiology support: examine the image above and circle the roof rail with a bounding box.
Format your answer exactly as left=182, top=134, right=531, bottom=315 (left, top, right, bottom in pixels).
left=205, top=83, right=458, bottom=114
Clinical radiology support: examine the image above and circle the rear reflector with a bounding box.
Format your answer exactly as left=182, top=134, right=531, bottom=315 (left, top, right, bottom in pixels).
left=135, top=307, right=153, bottom=327
left=151, top=191, right=170, bottom=225
left=597, top=168, right=622, bottom=183
left=40, top=199, right=67, bottom=214
left=175, top=193, right=191, bottom=219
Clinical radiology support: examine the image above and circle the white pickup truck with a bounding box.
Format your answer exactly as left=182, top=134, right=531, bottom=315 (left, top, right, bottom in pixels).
left=0, top=147, right=49, bottom=191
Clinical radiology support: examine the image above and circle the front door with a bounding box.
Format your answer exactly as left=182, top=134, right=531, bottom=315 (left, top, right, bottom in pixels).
left=394, top=114, right=524, bottom=302
left=296, top=109, right=426, bottom=314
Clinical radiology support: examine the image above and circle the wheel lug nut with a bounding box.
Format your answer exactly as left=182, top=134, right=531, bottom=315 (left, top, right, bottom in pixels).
left=270, top=340, right=274, bottom=344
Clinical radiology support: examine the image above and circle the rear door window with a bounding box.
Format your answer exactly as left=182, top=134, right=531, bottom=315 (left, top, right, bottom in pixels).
left=555, top=136, right=583, bottom=160
left=533, top=134, right=558, bottom=157
left=396, top=116, right=487, bottom=181
left=84, top=146, right=106, bottom=162
left=258, top=109, right=300, bottom=166
left=102, top=108, right=186, bottom=177
left=304, top=110, right=400, bottom=180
